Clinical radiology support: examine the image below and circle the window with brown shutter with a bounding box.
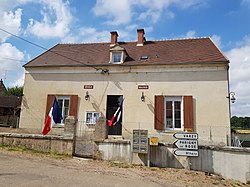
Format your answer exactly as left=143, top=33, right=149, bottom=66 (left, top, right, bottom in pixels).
left=183, top=96, right=194, bottom=132
left=45, top=94, right=78, bottom=124
left=154, top=95, right=194, bottom=131
left=69, top=95, right=78, bottom=116
left=154, top=95, right=165, bottom=130
left=44, top=94, right=55, bottom=122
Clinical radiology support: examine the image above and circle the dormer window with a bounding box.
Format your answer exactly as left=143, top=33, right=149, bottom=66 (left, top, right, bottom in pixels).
left=109, top=45, right=127, bottom=64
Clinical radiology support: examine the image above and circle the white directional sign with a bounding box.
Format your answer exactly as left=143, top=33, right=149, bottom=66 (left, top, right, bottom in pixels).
left=174, top=150, right=199, bottom=157
left=174, top=139, right=198, bottom=150
left=173, top=133, right=198, bottom=140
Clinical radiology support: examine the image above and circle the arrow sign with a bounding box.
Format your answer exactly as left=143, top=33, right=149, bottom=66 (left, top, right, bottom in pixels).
left=174, top=150, right=199, bottom=157
left=173, top=133, right=198, bottom=140
left=174, top=139, right=198, bottom=150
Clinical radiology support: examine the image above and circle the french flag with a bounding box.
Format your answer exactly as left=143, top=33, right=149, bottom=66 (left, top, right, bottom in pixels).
left=42, top=98, right=62, bottom=135
left=108, top=99, right=123, bottom=126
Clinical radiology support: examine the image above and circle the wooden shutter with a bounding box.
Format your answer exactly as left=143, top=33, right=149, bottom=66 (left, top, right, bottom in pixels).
left=45, top=94, right=56, bottom=122
left=183, top=96, right=194, bottom=132
left=154, top=95, right=165, bottom=130
left=69, top=95, right=78, bottom=116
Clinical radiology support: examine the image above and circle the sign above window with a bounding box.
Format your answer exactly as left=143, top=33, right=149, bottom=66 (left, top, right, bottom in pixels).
left=138, top=85, right=149, bottom=89
left=84, top=85, right=94, bottom=89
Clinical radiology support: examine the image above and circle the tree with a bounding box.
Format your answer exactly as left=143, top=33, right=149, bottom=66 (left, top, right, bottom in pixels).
left=6, top=86, right=23, bottom=97
left=231, top=116, right=250, bottom=129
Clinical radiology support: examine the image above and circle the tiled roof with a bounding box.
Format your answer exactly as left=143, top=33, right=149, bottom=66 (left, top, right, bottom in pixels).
left=0, top=96, right=22, bottom=108
left=24, top=37, right=228, bottom=68
left=0, top=79, right=7, bottom=96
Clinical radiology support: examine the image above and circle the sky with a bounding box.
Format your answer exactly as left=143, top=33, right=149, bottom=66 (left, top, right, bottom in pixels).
left=0, top=0, right=250, bottom=117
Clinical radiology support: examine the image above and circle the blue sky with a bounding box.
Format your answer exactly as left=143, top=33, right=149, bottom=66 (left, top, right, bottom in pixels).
left=0, top=0, right=250, bottom=117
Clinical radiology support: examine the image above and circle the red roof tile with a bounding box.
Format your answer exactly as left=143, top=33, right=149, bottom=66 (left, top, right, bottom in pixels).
left=24, top=38, right=228, bottom=68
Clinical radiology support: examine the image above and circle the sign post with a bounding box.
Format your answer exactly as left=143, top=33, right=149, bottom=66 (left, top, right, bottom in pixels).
left=173, top=133, right=199, bottom=157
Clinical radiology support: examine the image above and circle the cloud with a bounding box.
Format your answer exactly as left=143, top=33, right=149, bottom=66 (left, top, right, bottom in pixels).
left=63, top=27, right=110, bottom=43
left=27, top=0, right=73, bottom=39
left=185, top=30, right=197, bottom=38
left=62, top=24, right=152, bottom=44
left=0, top=42, right=25, bottom=86
left=211, top=34, right=222, bottom=48
left=93, top=0, right=132, bottom=25
left=241, top=0, right=250, bottom=8
left=226, top=35, right=250, bottom=116
left=0, top=8, right=22, bottom=42
left=93, top=0, right=205, bottom=25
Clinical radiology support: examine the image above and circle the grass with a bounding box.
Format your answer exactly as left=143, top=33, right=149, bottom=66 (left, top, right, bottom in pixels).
left=0, top=144, right=71, bottom=159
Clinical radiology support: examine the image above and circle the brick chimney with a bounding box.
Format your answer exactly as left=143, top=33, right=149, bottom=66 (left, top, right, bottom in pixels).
left=110, top=31, right=118, bottom=46
left=137, top=29, right=145, bottom=46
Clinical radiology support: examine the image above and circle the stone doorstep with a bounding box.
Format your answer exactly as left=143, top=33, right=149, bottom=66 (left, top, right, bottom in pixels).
left=108, top=135, right=123, bottom=140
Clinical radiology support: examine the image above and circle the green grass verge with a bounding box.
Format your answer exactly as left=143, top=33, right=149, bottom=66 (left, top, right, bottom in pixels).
left=0, top=144, right=72, bottom=159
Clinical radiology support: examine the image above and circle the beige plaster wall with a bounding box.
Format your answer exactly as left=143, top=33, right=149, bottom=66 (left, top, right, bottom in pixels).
left=20, top=64, right=231, bottom=145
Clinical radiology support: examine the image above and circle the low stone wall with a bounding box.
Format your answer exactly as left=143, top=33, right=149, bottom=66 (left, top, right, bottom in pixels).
left=0, top=133, right=73, bottom=155
left=97, top=139, right=131, bottom=163
left=1, top=132, right=249, bottom=183
left=150, top=144, right=250, bottom=184
left=96, top=140, right=250, bottom=184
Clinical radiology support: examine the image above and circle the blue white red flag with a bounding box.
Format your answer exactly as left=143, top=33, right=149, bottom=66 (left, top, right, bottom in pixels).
left=42, top=98, right=62, bottom=135
left=108, top=99, right=123, bottom=126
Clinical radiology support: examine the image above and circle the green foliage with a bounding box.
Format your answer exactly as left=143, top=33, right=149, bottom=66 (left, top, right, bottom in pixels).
left=6, top=86, right=23, bottom=97
left=231, top=116, right=250, bottom=129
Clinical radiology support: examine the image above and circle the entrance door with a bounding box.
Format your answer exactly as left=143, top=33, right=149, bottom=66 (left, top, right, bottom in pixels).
left=106, top=95, right=123, bottom=135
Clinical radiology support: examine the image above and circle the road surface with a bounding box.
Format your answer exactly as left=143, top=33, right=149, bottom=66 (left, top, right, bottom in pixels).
left=0, top=149, right=245, bottom=187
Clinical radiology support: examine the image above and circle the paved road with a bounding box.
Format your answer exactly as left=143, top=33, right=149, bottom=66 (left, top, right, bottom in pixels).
left=0, top=152, right=168, bottom=187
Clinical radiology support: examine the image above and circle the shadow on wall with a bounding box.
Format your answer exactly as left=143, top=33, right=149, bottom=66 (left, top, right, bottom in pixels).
left=149, top=145, right=184, bottom=169
left=189, top=147, right=214, bottom=173
left=148, top=145, right=214, bottom=172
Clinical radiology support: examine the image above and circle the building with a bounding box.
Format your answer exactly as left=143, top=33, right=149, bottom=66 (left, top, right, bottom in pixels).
left=0, top=79, right=22, bottom=127
left=19, top=29, right=231, bottom=145
left=0, top=79, right=7, bottom=96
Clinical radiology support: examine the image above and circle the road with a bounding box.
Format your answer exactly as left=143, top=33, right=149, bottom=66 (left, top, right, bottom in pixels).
left=0, top=151, right=168, bottom=187
left=0, top=149, right=245, bottom=187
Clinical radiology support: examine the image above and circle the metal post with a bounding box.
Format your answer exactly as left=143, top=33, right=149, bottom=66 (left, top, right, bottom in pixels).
left=147, top=137, right=150, bottom=167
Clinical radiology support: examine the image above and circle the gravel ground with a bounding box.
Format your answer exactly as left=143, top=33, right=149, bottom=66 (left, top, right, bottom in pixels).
left=0, top=148, right=248, bottom=187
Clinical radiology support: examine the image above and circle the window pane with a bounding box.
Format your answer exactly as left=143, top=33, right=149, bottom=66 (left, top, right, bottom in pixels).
left=93, top=113, right=100, bottom=124
left=175, top=119, right=181, bottom=128
left=174, top=101, right=181, bottom=128
left=64, top=99, right=69, bottom=107
left=86, top=112, right=100, bottom=124
left=64, top=108, right=69, bottom=120
left=165, top=98, right=182, bottom=130
left=58, top=99, right=63, bottom=112
left=174, top=101, right=181, bottom=110
left=57, top=97, right=70, bottom=123
left=113, top=52, right=121, bottom=63
left=86, top=113, right=92, bottom=123
left=166, top=101, right=173, bottom=128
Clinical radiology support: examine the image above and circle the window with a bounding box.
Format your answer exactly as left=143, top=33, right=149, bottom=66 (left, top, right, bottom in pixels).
left=57, top=96, right=70, bottom=124
left=109, top=45, right=126, bottom=64
left=86, top=112, right=100, bottom=125
left=113, top=52, right=122, bottom=63
left=165, top=97, right=182, bottom=130
left=154, top=95, right=194, bottom=131
left=45, top=95, right=78, bottom=127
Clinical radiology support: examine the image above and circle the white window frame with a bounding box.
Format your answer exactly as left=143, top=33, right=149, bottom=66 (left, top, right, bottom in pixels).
left=54, top=96, right=70, bottom=127
left=164, top=96, right=183, bottom=130
left=85, top=112, right=101, bottom=125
